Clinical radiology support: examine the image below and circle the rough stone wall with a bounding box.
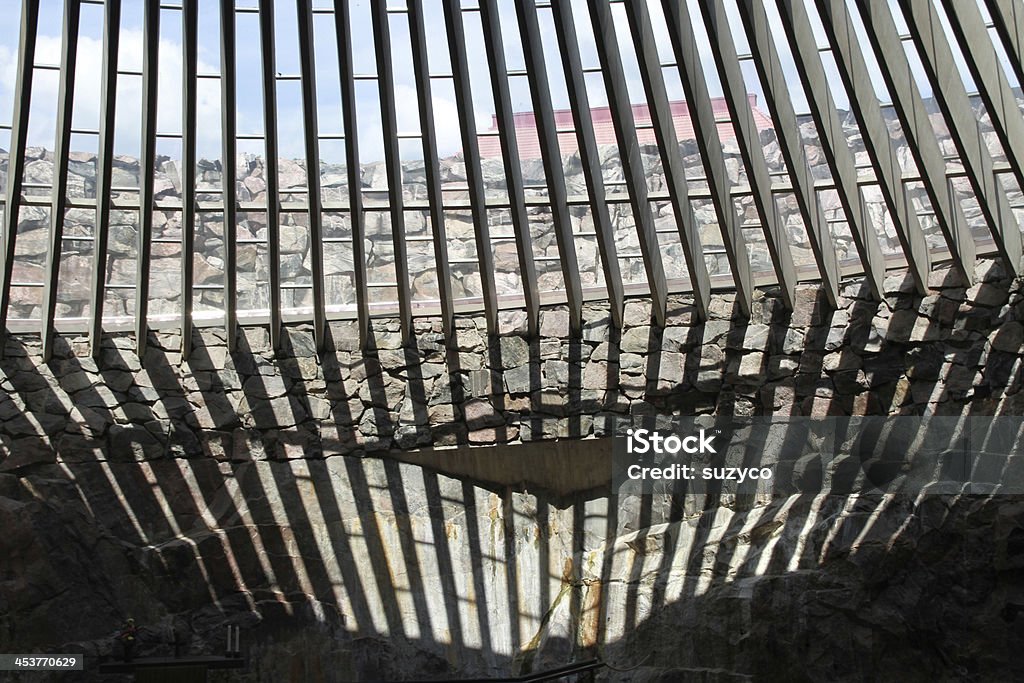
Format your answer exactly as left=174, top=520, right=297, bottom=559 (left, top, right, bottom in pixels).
left=3, top=259, right=1022, bottom=468
left=7, top=100, right=1020, bottom=322
left=1, top=260, right=1023, bottom=680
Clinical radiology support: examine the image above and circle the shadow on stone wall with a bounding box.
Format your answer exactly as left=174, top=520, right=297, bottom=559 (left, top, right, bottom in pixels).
left=2, top=261, right=1024, bottom=680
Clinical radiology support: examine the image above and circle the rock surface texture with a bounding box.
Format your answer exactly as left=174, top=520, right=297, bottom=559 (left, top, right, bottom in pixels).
left=1, top=260, right=1023, bottom=680
left=4, top=102, right=1021, bottom=324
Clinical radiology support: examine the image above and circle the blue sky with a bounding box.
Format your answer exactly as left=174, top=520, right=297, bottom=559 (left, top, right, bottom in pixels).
left=0, top=0, right=690, bottom=163
left=1, top=0, right=586, bottom=161
left=0, top=0, right=1012, bottom=165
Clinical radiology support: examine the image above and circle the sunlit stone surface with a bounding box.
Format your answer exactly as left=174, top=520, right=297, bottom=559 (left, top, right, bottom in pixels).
left=10, top=104, right=1019, bottom=323
left=1, top=260, right=1023, bottom=679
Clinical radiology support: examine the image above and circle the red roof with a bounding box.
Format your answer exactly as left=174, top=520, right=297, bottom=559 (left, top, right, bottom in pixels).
left=477, top=95, right=773, bottom=159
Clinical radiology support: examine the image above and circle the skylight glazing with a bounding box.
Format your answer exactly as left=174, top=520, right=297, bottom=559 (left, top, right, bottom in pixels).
left=0, top=0, right=1022, bottom=360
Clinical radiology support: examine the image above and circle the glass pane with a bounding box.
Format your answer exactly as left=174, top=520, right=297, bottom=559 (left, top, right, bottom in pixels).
left=529, top=206, right=566, bottom=293
left=55, top=208, right=95, bottom=319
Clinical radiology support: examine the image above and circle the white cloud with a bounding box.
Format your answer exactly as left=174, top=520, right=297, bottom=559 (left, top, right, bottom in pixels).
left=0, top=0, right=926, bottom=170
left=0, top=28, right=222, bottom=158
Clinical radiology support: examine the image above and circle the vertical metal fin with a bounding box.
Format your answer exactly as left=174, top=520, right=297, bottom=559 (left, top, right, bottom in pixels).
left=899, top=0, right=1021, bottom=275
left=135, top=0, right=160, bottom=356
left=442, top=0, right=499, bottom=335
left=90, top=0, right=122, bottom=358
left=661, top=0, right=755, bottom=318
left=624, top=0, right=715, bottom=319
left=736, top=0, right=853, bottom=304
left=782, top=0, right=929, bottom=294
left=697, top=0, right=798, bottom=310
left=181, top=0, right=198, bottom=360
left=516, top=0, right=584, bottom=334
left=221, top=0, right=238, bottom=351
left=944, top=0, right=1024, bottom=195
left=259, top=0, right=283, bottom=351
left=804, top=0, right=931, bottom=292
left=986, top=0, right=1024, bottom=87
left=0, top=0, right=40, bottom=347
left=41, top=0, right=82, bottom=362
left=588, top=0, right=668, bottom=326
left=549, top=1, right=624, bottom=328
left=334, top=0, right=372, bottom=348
left=850, top=0, right=977, bottom=282
left=296, top=0, right=328, bottom=351
left=478, top=0, right=541, bottom=337
left=408, top=0, right=455, bottom=344
left=370, top=0, right=413, bottom=343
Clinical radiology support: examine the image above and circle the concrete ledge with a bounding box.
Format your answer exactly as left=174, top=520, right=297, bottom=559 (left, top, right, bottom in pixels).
left=376, top=437, right=614, bottom=497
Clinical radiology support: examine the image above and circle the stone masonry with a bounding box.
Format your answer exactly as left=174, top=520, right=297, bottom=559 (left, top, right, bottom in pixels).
left=1, top=260, right=1023, bottom=680
left=1, top=259, right=1021, bottom=467
left=4, top=100, right=1020, bottom=324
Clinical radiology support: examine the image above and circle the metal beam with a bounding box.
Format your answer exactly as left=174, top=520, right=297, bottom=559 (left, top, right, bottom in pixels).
left=943, top=0, right=1024, bottom=203
left=135, top=0, right=160, bottom=355
left=660, top=0, right=753, bottom=319
left=549, top=1, right=624, bottom=328
left=588, top=0, right=668, bottom=327
left=334, top=1, right=372, bottom=348
left=986, top=0, right=1024, bottom=87
left=899, top=0, right=1021, bottom=275
left=850, top=0, right=976, bottom=282
left=41, top=0, right=82, bottom=361
left=778, top=0, right=925, bottom=294
left=623, top=0, right=714, bottom=319
left=478, top=0, right=541, bottom=337
left=370, top=0, right=413, bottom=343
left=220, top=0, right=238, bottom=351
left=259, top=0, right=283, bottom=351
left=180, top=0, right=198, bottom=360
left=441, top=0, right=498, bottom=335
left=697, top=0, right=797, bottom=310
left=295, top=0, right=328, bottom=351
left=515, top=0, right=584, bottom=334
left=407, top=0, right=455, bottom=344
left=804, top=0, right=932, bottom=292
left=89, top=0, right=122, bottom=358
left=0, top=0, right=40, bottom=346
left=736, top=0, right=855, bottom=305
